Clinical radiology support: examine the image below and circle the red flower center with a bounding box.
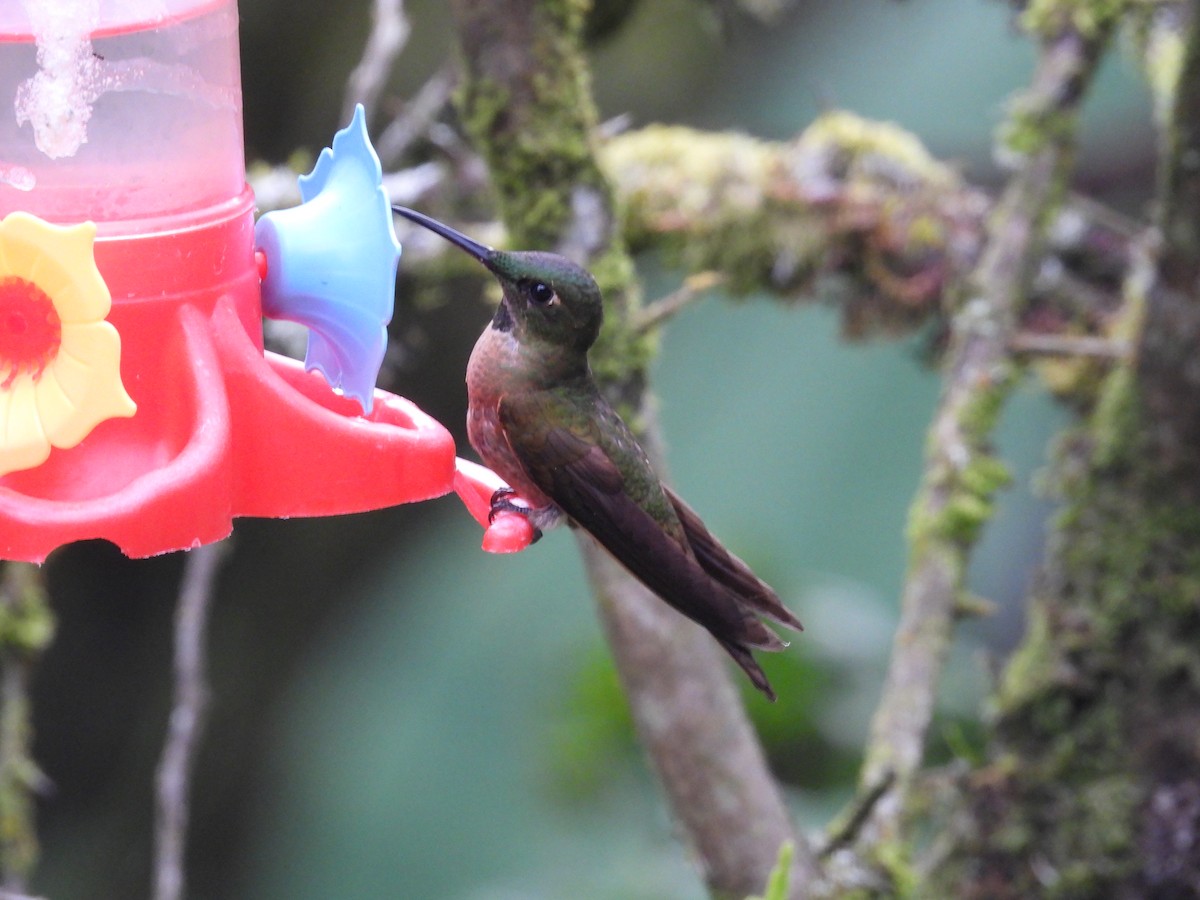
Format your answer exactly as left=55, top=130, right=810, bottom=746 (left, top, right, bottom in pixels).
left=0, top=276, right=61, bottom=387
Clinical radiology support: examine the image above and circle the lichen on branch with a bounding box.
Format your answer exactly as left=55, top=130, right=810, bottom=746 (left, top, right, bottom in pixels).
left=600, top=110, right=1134, bottom=372
left=604, top=113, right=979, bottom=338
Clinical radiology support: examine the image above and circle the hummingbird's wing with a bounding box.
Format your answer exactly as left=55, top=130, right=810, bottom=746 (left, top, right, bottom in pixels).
left=498, top=390, right=788, bottom=699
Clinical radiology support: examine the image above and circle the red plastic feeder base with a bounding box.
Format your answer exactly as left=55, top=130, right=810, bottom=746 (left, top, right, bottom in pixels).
left=0, top=192, right=456, bottom=562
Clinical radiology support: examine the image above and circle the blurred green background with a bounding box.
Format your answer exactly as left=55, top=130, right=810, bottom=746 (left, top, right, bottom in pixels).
left=29, top=2, right=1152, bottom=898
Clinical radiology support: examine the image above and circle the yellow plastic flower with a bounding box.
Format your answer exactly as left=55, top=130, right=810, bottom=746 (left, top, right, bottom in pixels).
left=0, top=212, right=135, bottom=476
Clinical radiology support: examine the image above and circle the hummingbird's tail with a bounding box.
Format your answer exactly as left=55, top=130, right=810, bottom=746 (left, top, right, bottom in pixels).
left=660, top=487, right=803, bottom=701
left=666, top=487, right=804, bottom=633
left=716, top=636, right=778, bottom=703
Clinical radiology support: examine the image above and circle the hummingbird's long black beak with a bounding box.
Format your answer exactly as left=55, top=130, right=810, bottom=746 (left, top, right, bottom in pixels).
left=392, top=206, right=494, bottom=266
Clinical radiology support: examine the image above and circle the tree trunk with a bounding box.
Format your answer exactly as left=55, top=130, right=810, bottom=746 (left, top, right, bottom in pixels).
left=933, top=6, right=1200, bottom=895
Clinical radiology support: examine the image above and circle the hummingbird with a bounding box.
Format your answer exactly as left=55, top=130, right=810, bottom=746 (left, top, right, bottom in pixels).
left=393, top=206, right=802, bottom=700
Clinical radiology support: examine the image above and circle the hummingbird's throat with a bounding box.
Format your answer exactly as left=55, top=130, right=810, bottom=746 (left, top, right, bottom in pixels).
left=492, top=299, right=515, bottom=333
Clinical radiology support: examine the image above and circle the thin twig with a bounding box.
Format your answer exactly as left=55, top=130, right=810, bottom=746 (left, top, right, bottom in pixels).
left=1008, top=331, right=1131, bottom=358
left=381, top=161, right=448, bottom=208
left=855, top=11, right=1120, bottom=851
left=153, top=541, right=230, bottom=900
left=342, top=0, right=411, bottom=125
left=375, top=63, right=457, bottom=169
left=819, top=769, right=896, bottom=858
left=632, top=271, right=726, bottom=334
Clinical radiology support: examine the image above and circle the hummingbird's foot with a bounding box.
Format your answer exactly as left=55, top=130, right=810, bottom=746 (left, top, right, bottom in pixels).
left=488, top=488, right=543, bottom=543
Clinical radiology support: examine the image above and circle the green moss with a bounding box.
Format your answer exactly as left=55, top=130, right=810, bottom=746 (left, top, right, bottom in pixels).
left=603, top=115, right=960, bottom=334
left=872, top=839, right=919, bottom=899
left=996, top=604, right=1058, bottom=714
left=743, top=840, right=794, bottom=900
left=677, top=211, right=779, bottom=296
left=962, top=453, right=1013, bottom=498
left=601, top=126, right=790, bottom=293
left=1090, top=364, right=1139, bottom=468
left=1140, top=18, right=1186, bottom=123
left=960, top=372, right=1013, bottom=436
left=937, top=490, right=994, bottom=544
left=1019, top=0, right=1131, bottom=38
left=1049, top=366, right=1190, bottom=639
left=543, top=0, right=589, bottom=29
left=998, top=1, right=1128, bottom=164
left=934, top=336, right=1200, bottom=893
left=908, top=447, right=1012, bottom=549
left=582, top=245, right=648, bottom=399
left=0, top=563, right=52, bottom=882
left=906, top=213, right=946, bottom=250
left=800, top=111, right=958, bottom=189
left=997, top=101, right=1078, bottom=161
left=588, top=244, right=636, bottom=302
left=1048, top=776, right=1140, bottom=894
left=0, top=567, right=53, bottom=658
left=936, top=665, right=1142, bottom=894
left=591, top=301, right=655, bottom=393
left=454, top=1, right=609, bottom=251
left=454, top=0, right=647, bottom=396
left=924, top=452, right=1012, bottom=544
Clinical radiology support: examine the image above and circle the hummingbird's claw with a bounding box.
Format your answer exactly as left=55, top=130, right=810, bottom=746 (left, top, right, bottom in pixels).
left=488, top=487, right=516, bottom=514
left=487, top=488, right=543, bottom=542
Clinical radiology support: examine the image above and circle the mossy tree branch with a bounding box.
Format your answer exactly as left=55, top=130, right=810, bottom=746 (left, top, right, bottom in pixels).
left=604, top=116, right=982, bottom=331
left=446, top=1, right=816, bottom=896
left=930, top=3, right=1200, bottom=894
left=601, top=116, right=1135, bottom=397
left=851, top=1, right=1121, bottom=870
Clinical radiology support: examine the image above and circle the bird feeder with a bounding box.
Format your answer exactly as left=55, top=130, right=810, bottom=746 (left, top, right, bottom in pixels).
left=0, top=0, right=533, bottom=562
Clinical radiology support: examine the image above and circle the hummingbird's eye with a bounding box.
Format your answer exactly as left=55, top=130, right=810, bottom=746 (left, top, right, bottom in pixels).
left=529, top=281, right=556, bottom=306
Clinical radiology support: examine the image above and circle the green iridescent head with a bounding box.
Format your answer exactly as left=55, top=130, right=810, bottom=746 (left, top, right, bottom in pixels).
left=393, top=206, right=602, bottom=352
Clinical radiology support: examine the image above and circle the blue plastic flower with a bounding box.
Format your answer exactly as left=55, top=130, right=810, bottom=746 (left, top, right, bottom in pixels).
left=255, top=104, right=400, bottom=414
